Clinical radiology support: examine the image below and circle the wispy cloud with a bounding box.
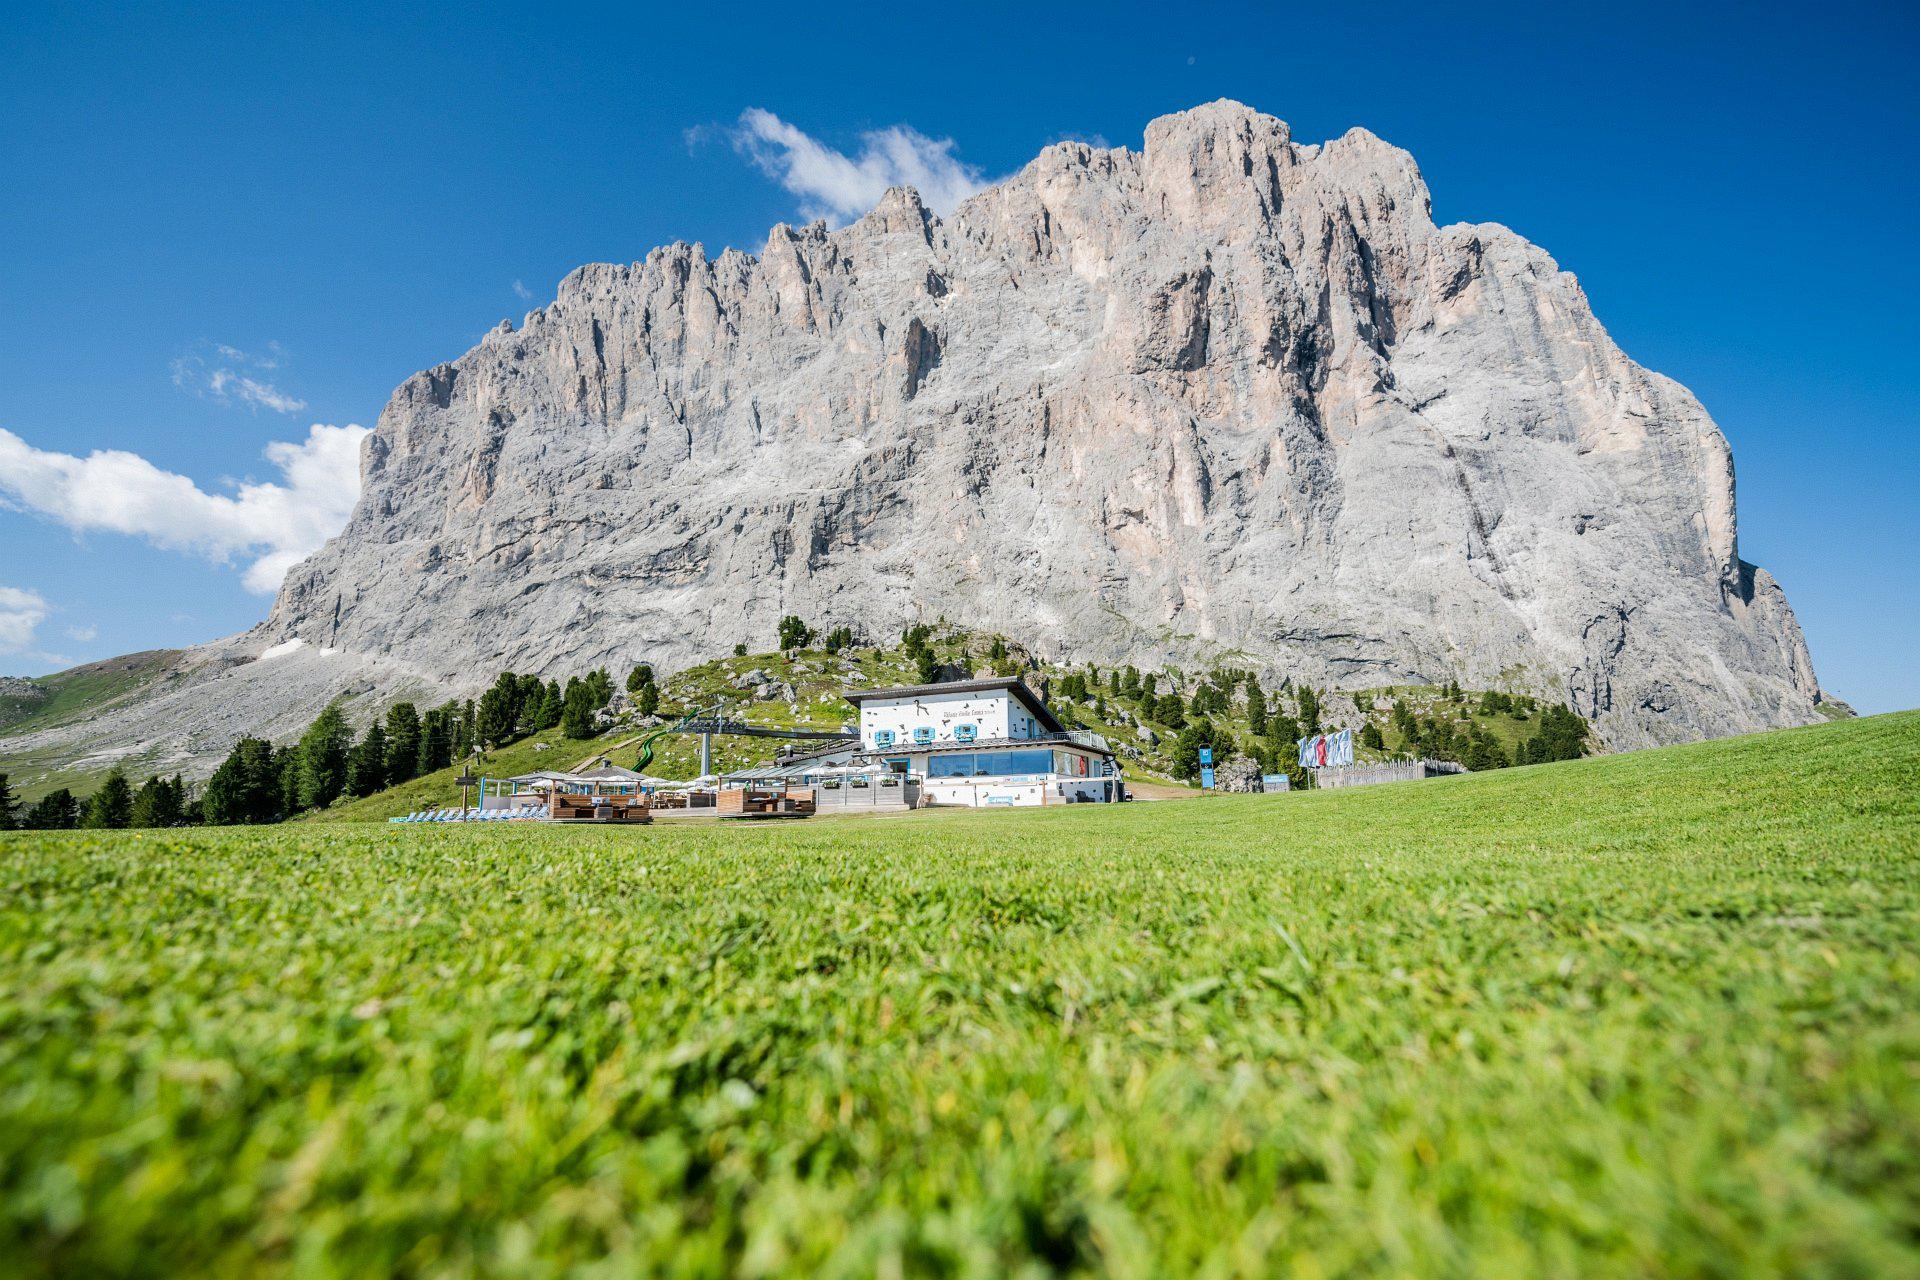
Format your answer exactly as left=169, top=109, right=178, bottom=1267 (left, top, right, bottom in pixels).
left=0, top=585, right=50, bottom=655
left=64, top=623, right=98, bottom=643
left=512, top=279, right=533, bottom=302
left=171, top=341, right=307, bottom=414
left=724, top=108, right=990, bottom=225
left=0, top=422, right=370, bottom=594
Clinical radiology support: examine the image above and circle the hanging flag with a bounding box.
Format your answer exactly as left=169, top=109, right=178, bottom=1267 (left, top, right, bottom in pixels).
left=1328, top=728, right=1354, bottom=767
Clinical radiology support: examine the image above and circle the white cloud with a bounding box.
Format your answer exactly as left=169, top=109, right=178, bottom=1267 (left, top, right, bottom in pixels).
left=64, top=623, right=98, bottom=643
left=0, top=422, right=370, bottom=595
left=0, top=586, right=50, bottom=655
left=171, top=341, right=307, bottom=414
left=512, top=279, right=533, bottom=302
left=729, top=108, right=990, bottom=225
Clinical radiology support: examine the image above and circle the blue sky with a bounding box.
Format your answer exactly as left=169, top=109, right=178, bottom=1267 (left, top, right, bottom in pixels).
left=1, top=0, right=1914, bottom=712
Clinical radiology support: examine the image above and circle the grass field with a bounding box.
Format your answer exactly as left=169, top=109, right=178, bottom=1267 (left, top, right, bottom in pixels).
left=2, top=711, right=1917, bottom=1276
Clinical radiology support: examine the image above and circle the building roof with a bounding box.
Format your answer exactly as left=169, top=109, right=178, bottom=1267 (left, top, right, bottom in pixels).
left=505, top=770, right=577, bottom=785
left=840, top=675, right=1065, bottom=735
left=574, top=764, right=646, bottom=782
left=510, top=765, right=649, bottom=786
left=772, top=742, right=860, bottom=768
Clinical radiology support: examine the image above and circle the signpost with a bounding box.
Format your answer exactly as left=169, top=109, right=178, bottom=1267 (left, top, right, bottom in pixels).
left=1199, top=746, right=1214, bottom=791
left=455, top=770, right=477, bottom=813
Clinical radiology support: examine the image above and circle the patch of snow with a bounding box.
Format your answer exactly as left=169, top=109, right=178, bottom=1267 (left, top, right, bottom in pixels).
left=257, top=637, right=307, bottom=662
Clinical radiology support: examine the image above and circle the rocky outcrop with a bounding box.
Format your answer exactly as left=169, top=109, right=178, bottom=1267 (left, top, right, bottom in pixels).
left=8, top=101, right=1833, bottom=775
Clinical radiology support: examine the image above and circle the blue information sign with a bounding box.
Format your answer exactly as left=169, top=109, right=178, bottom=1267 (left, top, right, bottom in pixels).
left=1201, top=766, right=1215, bottom=789
left=1199, top=747, right=1214, bottom=765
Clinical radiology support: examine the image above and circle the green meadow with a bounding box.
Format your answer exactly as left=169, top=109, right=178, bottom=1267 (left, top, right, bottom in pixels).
left=2, top=711, right=1916, bottom=1277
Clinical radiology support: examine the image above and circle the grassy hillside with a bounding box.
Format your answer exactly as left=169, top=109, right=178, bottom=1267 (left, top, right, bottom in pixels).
left=2, top=711, right=1915, bottom=1276
left=310, top=628, right=1589, bottom=821
left=0, top=649, right=181, bottom=737
left=0, top=651, right=183, bottom=799
left=312, top=636, right=1122, bottom=822
left=4, top=624, right=1593, bottom=821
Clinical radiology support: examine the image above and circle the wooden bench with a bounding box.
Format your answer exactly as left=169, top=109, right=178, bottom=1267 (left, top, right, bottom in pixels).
left=547, top=792, right=651, bottom=824
left=717, top=786, right=816, bottom=819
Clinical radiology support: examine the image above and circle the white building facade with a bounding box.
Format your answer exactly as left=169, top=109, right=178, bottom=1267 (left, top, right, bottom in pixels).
left=844, top=677, right=1122, bottom=807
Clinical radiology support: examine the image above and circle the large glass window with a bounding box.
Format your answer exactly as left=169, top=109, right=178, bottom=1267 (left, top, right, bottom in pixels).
left=928, top=754, right=969, bottom=777
left=929, top=749, right=1056, bottom=778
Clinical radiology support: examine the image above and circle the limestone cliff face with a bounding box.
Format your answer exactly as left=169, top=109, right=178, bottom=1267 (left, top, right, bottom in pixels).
left=259, top=100, right=1820, bottom=749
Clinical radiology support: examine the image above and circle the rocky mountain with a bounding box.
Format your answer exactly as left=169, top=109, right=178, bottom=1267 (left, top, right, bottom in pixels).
left=3, top=101, right=1832, bottom=778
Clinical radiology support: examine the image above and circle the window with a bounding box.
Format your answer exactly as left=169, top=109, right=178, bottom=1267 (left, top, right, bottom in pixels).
left=913, top=725, right=934, bottom=744
left=928, top=754, right=972, bottom=778
left=874, top=729, right=896, bottom=747
left=928, top=749, right=1056, bottom=778
left=954, top=723, right=977, bottom=742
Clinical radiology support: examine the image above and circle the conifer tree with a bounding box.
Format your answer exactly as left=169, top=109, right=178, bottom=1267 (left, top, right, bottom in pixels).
left=23, top=788, right=78, bottom=829
left=451, top=701, right=475, bottom=762
left=130, top=774, right=185, bottom=828
left=345, top=721, right=389, bottom=798
left=296, top=704, right=352, bottom=811
left=561, top=681, right=597, bottom=739
left=509, top=675, right=541, bottom=736
left=83, top=770, right=133, bottom=829
left=204, top=737, right=279, bottom=825
left=0, top=772, right=15, bottom=831
left=417, top=706, right=453, bottom=775
left=384, top=703, right=422, bottom=786
left=777, top=616, right=813, bottom=650
left=476, top=673, right=521, bottom=749
left=277, top=748, right=301, bottom=820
